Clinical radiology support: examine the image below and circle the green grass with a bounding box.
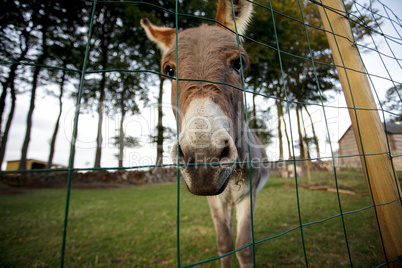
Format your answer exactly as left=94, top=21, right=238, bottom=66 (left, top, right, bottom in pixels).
left=0, top=170, right=389, bottom=267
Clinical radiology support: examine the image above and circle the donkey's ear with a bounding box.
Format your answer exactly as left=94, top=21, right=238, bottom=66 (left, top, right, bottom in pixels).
left=215, top=0, right=253, bottom=36
left=140, top=18, right=177, bottom=55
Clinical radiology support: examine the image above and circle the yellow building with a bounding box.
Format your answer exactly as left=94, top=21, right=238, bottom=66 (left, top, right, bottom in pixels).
left=6, top=159, right=67, bottom=171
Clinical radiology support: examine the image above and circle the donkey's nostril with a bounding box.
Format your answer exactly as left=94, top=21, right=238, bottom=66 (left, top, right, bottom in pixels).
left=178, top=144, right=185, bottom=159
left=177, top=144, right=194, bottom=163
left=219, top=140, right=230, bottom=160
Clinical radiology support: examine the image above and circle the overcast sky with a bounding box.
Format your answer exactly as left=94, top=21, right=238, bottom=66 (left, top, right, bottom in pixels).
left=2, top=0, right=402, bottom=171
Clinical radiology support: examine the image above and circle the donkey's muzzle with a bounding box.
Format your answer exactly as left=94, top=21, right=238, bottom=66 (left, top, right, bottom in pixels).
left=171, top=131, right=238, bottom=195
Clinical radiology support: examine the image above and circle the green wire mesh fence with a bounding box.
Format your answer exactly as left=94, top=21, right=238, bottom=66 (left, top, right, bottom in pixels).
left=0, top=0, right=401, bottom=267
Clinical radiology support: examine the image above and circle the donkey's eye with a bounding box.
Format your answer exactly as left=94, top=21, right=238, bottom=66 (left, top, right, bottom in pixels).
left=230, top=57, right=243, bottom=73
left=165, top=65, right=176, bottom=77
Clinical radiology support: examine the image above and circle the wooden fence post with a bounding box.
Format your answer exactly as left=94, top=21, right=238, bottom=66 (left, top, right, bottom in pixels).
left=316, top=0, right=402, bottom=265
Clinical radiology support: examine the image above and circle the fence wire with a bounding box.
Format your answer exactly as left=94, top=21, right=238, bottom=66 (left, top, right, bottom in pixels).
left=0, top=0, right=402, bottom=267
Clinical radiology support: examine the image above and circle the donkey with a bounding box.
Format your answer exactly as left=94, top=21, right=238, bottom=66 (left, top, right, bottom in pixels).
left=141, top=0, right=268, bottom=267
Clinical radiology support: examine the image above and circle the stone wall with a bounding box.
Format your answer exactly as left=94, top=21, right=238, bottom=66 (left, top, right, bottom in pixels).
left=0, top=168, right=178, bottom=189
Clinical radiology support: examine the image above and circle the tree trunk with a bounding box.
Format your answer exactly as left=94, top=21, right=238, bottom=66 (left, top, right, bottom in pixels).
left=304, top=105, right=320, bottom=158
left=0, top=44, right=30, bottom=135
left=1, top=65, right=21, bottom=130
left=282, top=115, right=292, bottom=159
left=0, top=81, right=17, bottom=171
left=19, top=66, right=41, bottom=170
left=155, top=77, right=165, bottom=166
left=68, top=89, right=82, bottom=169
left=118, top=110, right=125, bottom=168
left=275, top=99, right=286, bottom=178
left=282, top=115, right=292, bottom=183
left=47, top=69, right=66, bottom=169
left=118, top=84, right=127, bottom=168
left=19, top=27, right=48, bottom=171
left=0, top=87, right=8, bottom=136
left=94, top=77, right=105, bottom=168
left=300, top=108, right=310, bottom=159
left=94, top=13, right=113, bottom=168
left=301, top=108, right=311, bottom=184
left=295, top=104, right=306, bottom=179
left=275, top=99, right=284, bottom=161
left=295, top=104, right=305, bottom=160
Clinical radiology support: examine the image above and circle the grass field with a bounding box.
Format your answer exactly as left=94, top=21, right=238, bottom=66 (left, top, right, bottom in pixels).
left=0, top=169, right=395, bottom=267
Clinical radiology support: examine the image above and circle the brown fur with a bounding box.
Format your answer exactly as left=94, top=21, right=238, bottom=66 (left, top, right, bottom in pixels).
left=163, top=26, right=247, bottom=133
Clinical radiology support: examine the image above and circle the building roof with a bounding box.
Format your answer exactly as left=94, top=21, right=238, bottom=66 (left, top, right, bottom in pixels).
left=384, top=122, right=402, bottom=134
left=338, top=122, right=402, bottom=142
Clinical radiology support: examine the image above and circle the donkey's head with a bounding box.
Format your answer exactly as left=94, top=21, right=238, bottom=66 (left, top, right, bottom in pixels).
left=141, top=0, right=252, bottom=195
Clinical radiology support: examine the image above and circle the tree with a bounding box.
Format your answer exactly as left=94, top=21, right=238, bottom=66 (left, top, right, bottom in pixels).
left=0, top=0, right=39, bottom=170
left=303, top=105, right=320, bottom=158
left=111, top=135, right=140, bottom=166
left=0, top=0, right=89, bottom=170
left=45, top=1, right=88, bottom=169
left=155, top=77, right=165, bottom=166
left=383, top=85, right=402, bottom=123
left=245, top=0, right=377, bottom=165
left=248, top=106, right=274, bottom=146
left=46, top=53, right=83, bottom=169
left=46, top=69, right=67, bottom=169
left=107, top=55, right=148, bottom=167
left=245, top=0, right=334, bottom=162
left=18, top=1, right=52, bottom=170
left=80, top=3, right=126, bottom=168
left=77, top=2, right=160, bottom=168
left=17, top=0, right=88, bottom=170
